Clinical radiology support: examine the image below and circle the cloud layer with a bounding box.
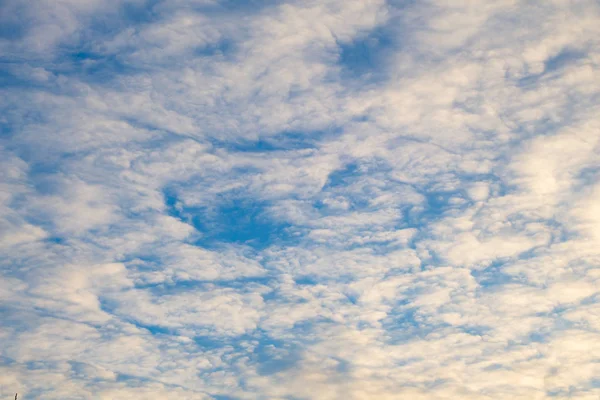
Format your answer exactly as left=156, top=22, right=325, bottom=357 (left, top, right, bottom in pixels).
left=2, top=0, right=600, bottom=398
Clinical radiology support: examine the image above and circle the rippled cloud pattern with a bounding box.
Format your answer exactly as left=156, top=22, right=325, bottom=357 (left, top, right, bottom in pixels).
left=1, top=0, right=600, bottom=398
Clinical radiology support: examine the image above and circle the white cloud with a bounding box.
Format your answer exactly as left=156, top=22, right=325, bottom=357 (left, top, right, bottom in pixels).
left=2, top=0, right=600, bottom=398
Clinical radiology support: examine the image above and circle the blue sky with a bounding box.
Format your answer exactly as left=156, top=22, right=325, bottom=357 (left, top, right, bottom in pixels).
left=1, top=0, right=600, bottom=399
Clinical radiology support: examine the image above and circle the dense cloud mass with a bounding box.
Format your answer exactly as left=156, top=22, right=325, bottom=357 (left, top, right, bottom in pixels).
left=1, top=0, right=600, bottom=398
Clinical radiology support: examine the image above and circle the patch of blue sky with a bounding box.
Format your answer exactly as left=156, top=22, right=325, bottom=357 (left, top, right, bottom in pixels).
left=195, top=39, right=236, bottom=59
left=98, top=296, right=119, bottom=316
left=470, top=260, right=516, bottom=289
left=422, top=189, right=466, bottom=214
left=7, top=130, right=89, bottom=167
left=192, top=331, right=306, bottom=376
left=337, top=26, right=394, bottom=84
left=209, top=130, right=324, bottom=153
left=259, top=289, right=278, bottom=303
left=0, top=105, right=45, bottom=144
left=0, top=355, right=16, bottom=366
left=163, top=188, right=296, bottom=250
left=0, top=19, right=26, bottom=41
left=401, top=191, right=468, bottom=238
left=133, top=276, right=273, bottom=294
left=383, top=298, right=491, bottom=341
left=26, top=360, right=61, bottom=371
left=193, top=334, right=232, bottom=350
left=461, top=325, right=492, bottom=337
left=579, top=294, right=599, bottom=306
left=25, top=170, right=67, bottom=196
left=322, top=160, right=383, bottom=188
left=252, top=338, right=303, bottom=376
left=546, top=388, right=578, bottom=398
left=289, top=318, right=333, bottom=337
left=44, top=236, right=66, bottom=245
left=517, top=48, right=588, bottom=89
left=115, top=373, right=155, bottom=384
left=293, top=275, right=318, bottom=286
left=15, top=52, right=134, bottom=96
left=110, top=310, right=180, bottom=337
left=68, top=361, right=112, bottom=382
left=319, top=162, right=397, bottom=212
left=402, top=174, right=501, bottom=228
left=119, top=0, right=163, bottom=25
left=0, top=64, right=43, bottom=90
left=527, top=331, right=551, bottom=344
left=575, top=165, right=600, bottom=189
left=483, top=363, right=507, bottom=372
left=545, top=48, right=588, bottom=73
left=121, top=254, right=164, bottom=274
left=192, top=0, right=287, bottom=15
left=163, top=186, right=188, bottom=221
left=61, top=51, right=139, bottom=83
left=136, top=323, right=173, bottom=336
left=381, top=308, right=447, bottom=343
left=320, top=234, right=409, bottom=256
left=13, top=388, right=48, bottom=399
left=0, top=307, right=34, bottom=334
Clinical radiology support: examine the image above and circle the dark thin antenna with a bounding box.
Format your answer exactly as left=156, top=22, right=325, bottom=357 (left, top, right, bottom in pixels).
left=15, top=394, right=18, bottom=400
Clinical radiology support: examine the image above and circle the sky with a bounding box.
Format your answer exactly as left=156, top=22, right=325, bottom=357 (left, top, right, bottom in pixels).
left=1, top=0, right=600, bottom=399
